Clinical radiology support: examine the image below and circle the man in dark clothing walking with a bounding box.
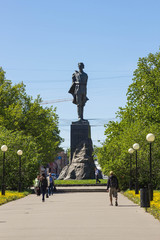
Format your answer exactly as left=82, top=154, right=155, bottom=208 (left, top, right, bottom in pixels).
left=40, top=173, right=48, bottom=202
left=106, top=171, right=119, bottom=206
left=95, top=168, right=101, bottom=184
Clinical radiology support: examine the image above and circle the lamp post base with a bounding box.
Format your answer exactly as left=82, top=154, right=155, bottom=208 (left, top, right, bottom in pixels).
left=135, top=183, right=139, bottom=194
left=148, top=183, right=153, bottom=201
left=129, top=180, right=132, bottom=190
left=1, top=183, right=5, bottom=195
left=18, top=183, right=22, bottom=192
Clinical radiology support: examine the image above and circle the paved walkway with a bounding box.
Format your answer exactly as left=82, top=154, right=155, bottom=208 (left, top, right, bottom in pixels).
left=0, top=188, right=160, bottom=240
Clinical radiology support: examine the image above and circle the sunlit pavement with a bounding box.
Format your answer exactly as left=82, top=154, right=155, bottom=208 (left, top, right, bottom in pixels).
left=0, top=189, right=160, bottom=240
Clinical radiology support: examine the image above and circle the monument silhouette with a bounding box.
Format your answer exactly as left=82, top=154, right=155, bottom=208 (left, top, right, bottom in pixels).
left=59, top=63, right=95, bottom=180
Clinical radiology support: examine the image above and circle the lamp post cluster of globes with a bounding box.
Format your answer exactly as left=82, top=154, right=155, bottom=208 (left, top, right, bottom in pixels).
left=128, top=133, right=155, bottom=200
left=1, top=145, right=23, bottom=195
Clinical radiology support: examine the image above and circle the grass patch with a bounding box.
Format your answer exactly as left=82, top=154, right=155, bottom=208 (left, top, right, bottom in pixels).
left=0, top=191, right=29, bottom=206
left=55, top=179, right=107, bottom=185
left=123, top=190, right=160, bottom=221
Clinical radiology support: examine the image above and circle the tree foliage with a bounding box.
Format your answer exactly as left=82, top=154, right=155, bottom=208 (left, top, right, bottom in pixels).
left=0, top=67, right=63, bottom=189
left=96, top=50, right=160, bottom=190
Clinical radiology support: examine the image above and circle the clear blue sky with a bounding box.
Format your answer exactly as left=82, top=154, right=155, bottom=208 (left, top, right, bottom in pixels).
left=1, top=0, right=160, bottom=149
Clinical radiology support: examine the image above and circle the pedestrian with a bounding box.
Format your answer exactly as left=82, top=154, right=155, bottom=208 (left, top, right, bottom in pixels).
left=47, top=173, right=54, bottom=196
left=95, top=167, right=101, bottom=184
left=106, top=171, right=119, bottom=206
left=40, top=173, right=48, bottom=202
left=34, top=175, right=41, bottom=196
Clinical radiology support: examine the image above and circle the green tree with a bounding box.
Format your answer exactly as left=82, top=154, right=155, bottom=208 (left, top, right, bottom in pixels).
left=96, top=50, right=160, bottom=189
left=0, top=126, right=40, bottom=189
left=0, top=67, right=63, bottom=189
left=0, top=67, right=63, bottom=165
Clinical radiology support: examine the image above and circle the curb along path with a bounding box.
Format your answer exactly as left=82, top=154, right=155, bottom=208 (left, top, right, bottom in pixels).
left=0, top=189, right=160, bottom=240
left=56, top=185, right=107, bottom=192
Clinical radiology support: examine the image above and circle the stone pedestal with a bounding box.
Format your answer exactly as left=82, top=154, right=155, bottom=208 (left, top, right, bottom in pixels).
left=58, top=120, right=95, bottom=180
left=70, top=120, right=90, bottom=162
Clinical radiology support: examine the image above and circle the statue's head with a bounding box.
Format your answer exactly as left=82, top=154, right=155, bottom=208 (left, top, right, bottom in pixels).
left=78, top=62, right=84, bottom=70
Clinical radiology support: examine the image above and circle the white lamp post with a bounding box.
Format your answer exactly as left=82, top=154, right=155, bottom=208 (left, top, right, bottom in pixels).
left=128, top=148, right=134, bottom=190
left=133, top=143, right=140, bottom=150
left=146, top=133, right=155, bottom=201
left=17, top=150, right=23, bottom=192
left=133, top=143, right=140, bottom=194
left=146, top=133, right=155, bottom=143
left=1, top=145, right=8, bottom=195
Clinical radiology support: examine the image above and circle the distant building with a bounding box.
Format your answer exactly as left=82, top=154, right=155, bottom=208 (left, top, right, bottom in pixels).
left=40, top=151, right=69, bottom=177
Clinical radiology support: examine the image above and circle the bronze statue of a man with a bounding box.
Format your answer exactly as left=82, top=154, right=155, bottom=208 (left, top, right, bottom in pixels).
left=69, top=63, right=88, bottom=121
